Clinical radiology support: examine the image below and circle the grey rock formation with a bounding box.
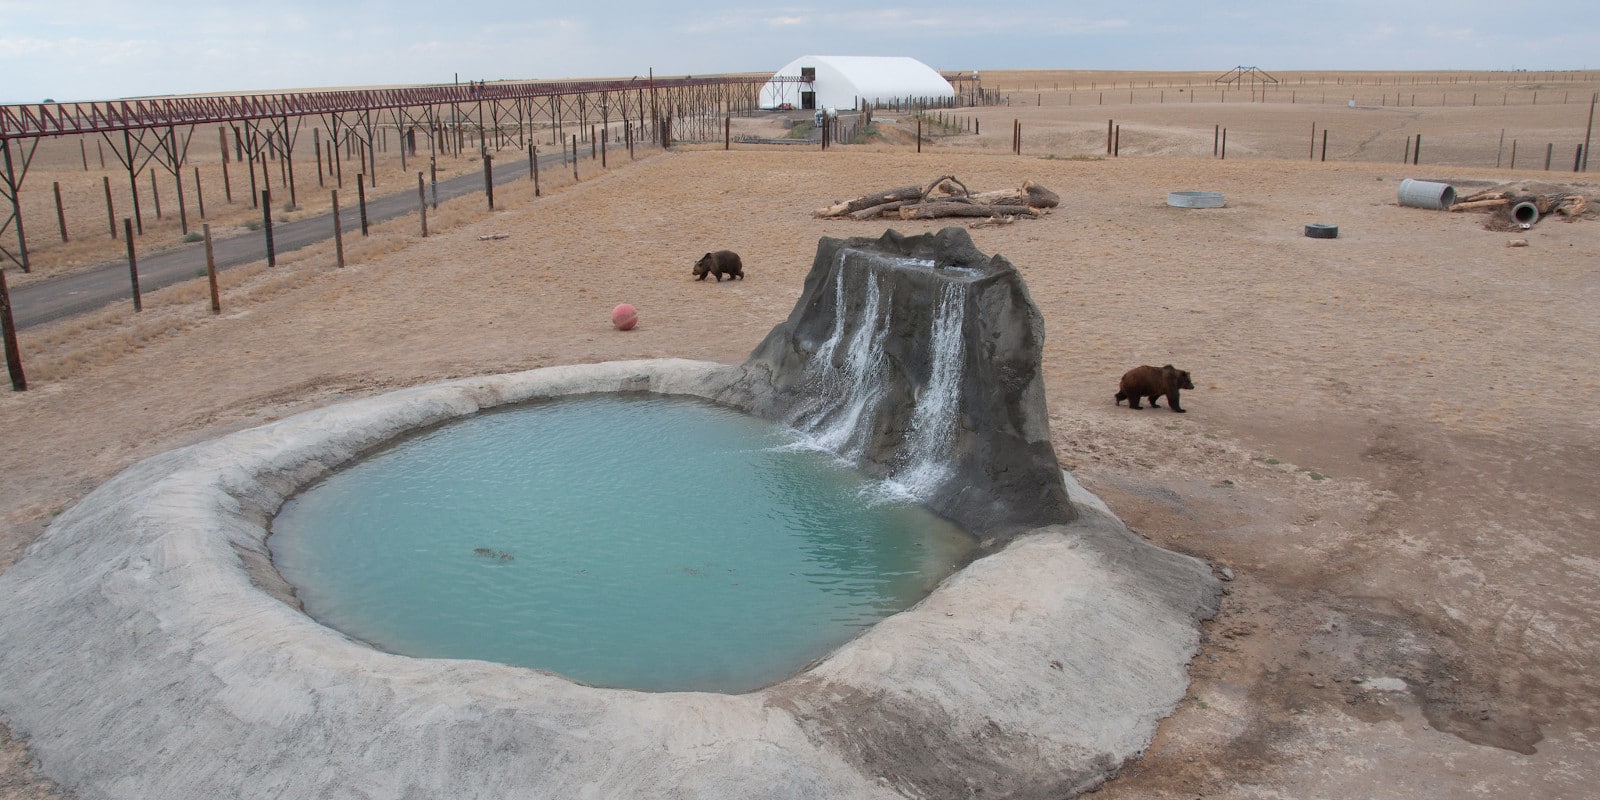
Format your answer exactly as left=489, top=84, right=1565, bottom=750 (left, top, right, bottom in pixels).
left=722, top=227, right=1073, bottom=540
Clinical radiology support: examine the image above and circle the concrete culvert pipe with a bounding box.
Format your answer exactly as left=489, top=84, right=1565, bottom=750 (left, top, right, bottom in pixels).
left=1512, top=201, right=1540, bottom=226
left=1397, top=178, right=1456, bottom=210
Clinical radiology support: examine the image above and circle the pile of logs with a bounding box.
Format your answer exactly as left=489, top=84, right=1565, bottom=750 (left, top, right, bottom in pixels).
left=1452, top=188, right=1591, bottom=220
left=814, top=175, right=1059, bottom=223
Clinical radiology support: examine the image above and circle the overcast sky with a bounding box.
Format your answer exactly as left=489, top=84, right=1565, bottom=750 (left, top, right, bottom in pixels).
left=4, top=1, right=1595, bottom=102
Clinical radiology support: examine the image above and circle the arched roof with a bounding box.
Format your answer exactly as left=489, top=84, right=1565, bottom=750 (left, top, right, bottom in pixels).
left=760, top=56, right=954, bottom=110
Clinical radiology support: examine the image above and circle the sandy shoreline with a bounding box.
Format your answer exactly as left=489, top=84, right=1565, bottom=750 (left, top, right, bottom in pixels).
left=3, top=90, right=1600, bottom=797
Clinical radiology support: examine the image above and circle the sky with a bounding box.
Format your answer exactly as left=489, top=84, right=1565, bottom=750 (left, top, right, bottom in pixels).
left=3, top=0, right=1596, bottom=103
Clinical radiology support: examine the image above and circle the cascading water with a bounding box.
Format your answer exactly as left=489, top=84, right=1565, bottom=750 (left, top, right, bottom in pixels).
left=737, top=227, right=1075, bottom=538
left=891, top=280, right=967, bottom=496
left=800, top=254, right=893, bottom=459
left=790, top=251, right=970, bottom=502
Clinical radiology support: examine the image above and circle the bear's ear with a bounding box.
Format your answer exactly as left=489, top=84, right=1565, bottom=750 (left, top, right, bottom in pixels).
left=1161, top=364, right=1175, bottom=371
left=703, top=252, right=713, bottom=259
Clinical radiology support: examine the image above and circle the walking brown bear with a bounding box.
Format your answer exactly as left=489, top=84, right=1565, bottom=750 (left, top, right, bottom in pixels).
left=693, top=251, right=745, bottom=282
left=1115, top=364, right=1194, bottom=412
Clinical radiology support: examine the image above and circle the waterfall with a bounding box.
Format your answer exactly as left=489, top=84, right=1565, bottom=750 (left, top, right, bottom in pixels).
left=890, top=280, right=966, bottom=496
left=790, top=253, right=970, bottom=502
left=796, top=256, right=891, bottom=459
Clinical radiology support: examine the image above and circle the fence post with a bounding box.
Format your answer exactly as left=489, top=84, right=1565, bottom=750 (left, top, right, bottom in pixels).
left=418, top=172, right=428, bottom=237
left=203, top=223, right=220, bottom=313
left=53, top=182, right=68, bottom=242
left=261, top=189, right=275, bottom=268
left=483, top=153, right=494, bottom=210
left=357, top=177, right=369, bottom=236
left=0, top=266, right=24, bottom=390
left=332, top=190, right=345, bottom=268
left=124, top=218, right=141, bottom=312
left=103, top=176, right=117, bottom=239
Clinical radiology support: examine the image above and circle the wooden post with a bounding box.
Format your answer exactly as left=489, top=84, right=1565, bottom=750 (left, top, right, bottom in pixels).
left=1584, top=92, right=1596, bottom=172
left=53, top=182, right=68, bottom=242
left=203, top=223, right=220, bottom=314
left=98, top=141, right=105, bottom=169
left=572, top=135, right=579, bottom=181
left=124, top=218, right=142, bottom=311
left=1213, top=124, right=1219, bottom=156
left=1310, top=122, right=1317, bottom=160
left=1221, top=129, right=1227, bottom=160
left=1321, top=129, right=1328, bottom=162
left=80, top=139, right=88, bottom=171
left=532, top=145, right=541, bottom=197
left=725, top=117, right=731, bottom=150
left=261, top=190, right=276, bottom=268
left=1413, top=134, right=1421, bottom=165
left=246, top=145, right=259, bottom=210
left=174, top=169, right=188, bottom=234
left=417, top=172, right=428, bottom=237
left=103, top=176, right=117, bottom=239
left=194, top=167, right=205, bottom=219
left=314, top=128, right=324, bottom=188
left=1403, top=135, right=1412, bottom=164
left=357, top=177, right=368, bottom=236
left=1510, top=140, right=1518, bottom=169
left=150, top=170, right=162, bottom=220
left=0, top=265, right=24, bottom=391
left=1114, top=125, right=1120, bottom=156
left=331, top=190, right=345, bottom=268
left=1545, top=142, right=1554, bottom=171
left=1108, top=119, right=1114, bottom=154
left=429, top=157, right=438, bottom=209
left=590, top=125, right=597, bottom=160
left=1497, top=129, right=1505, bottom=168
left=917, top=118, right=922, bottom=153
left=483, top=153, right=494, bottom=210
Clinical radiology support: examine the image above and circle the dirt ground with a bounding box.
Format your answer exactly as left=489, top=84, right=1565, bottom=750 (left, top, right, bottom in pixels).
left=3, top=71, right=1600, bottom=798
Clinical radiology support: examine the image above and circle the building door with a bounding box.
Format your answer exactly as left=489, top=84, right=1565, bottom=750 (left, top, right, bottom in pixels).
left=801, top=92, right=816, bottom=110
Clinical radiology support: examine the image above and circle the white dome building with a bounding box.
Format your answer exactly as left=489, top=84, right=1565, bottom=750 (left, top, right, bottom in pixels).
left=759, top=55, right=955, bottom=111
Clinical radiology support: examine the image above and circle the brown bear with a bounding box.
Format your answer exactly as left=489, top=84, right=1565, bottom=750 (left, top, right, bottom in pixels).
left=1115, top=364, right=1194, bottom=412
left=693, top=250, right=745, bottom=282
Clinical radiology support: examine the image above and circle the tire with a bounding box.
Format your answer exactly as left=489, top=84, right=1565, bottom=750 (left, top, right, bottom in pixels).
left=1304, top=223, right=1339, bottom=239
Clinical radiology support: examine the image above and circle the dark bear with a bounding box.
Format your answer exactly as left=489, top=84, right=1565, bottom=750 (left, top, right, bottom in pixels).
left=693, top=250, right=745, bottom=282
left=1115, top=364, right=1194, bottom=413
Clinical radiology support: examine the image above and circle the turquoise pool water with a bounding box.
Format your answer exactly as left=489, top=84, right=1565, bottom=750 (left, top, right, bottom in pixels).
left=269, top=394, right=974, bottom=693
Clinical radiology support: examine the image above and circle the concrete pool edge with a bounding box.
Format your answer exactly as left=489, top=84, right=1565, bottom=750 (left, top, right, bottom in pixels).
left=0, top=358, right=1220, bottom=799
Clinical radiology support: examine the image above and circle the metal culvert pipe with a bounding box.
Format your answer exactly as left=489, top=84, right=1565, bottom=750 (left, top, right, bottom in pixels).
left=1511, top=201, right=1540, bottom=225
left=1397, top=178, right=1456, bottom=209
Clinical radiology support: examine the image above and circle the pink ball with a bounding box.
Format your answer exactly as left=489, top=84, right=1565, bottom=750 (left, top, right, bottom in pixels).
left=611, top=303, right=638, bottom=330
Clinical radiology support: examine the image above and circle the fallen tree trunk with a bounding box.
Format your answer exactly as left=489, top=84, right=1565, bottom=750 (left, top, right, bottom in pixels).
left=1450, top=198, right=1513, bottom=211
left=849, top=199, right=918, bottom=220
left=814, top=185, right=923, bottom=217
left=900, top=203, right=1040, bottom=220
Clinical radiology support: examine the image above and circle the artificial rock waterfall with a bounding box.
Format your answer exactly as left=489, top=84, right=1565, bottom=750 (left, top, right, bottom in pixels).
left=723, top=227, right=1074, bottom=540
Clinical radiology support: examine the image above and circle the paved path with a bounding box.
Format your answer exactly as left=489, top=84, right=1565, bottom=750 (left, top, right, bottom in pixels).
left=10, top=146, right=599, bottom=330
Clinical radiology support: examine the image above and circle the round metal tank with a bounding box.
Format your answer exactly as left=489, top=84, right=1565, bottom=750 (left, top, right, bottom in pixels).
left=1398, top=179, right=1456, bottom=209
left=1167, top=191, right=1225, bottom=208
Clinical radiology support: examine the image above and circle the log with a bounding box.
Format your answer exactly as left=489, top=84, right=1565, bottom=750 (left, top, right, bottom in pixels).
left=1554, top=195, right=1589, bottom=216
left=1021, top=180, right=1060, bottom=208
left=920, top=174, right=968, bottom=201
left=1450, top=198, right=1512, bottom=211
left=901, top=203, right=1040, bottom=220
left=1458, top=190, right=1509, bottom=203
left=814, top=184, right=923, bottom=217
left=849, top=199, right=917, bottom=220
